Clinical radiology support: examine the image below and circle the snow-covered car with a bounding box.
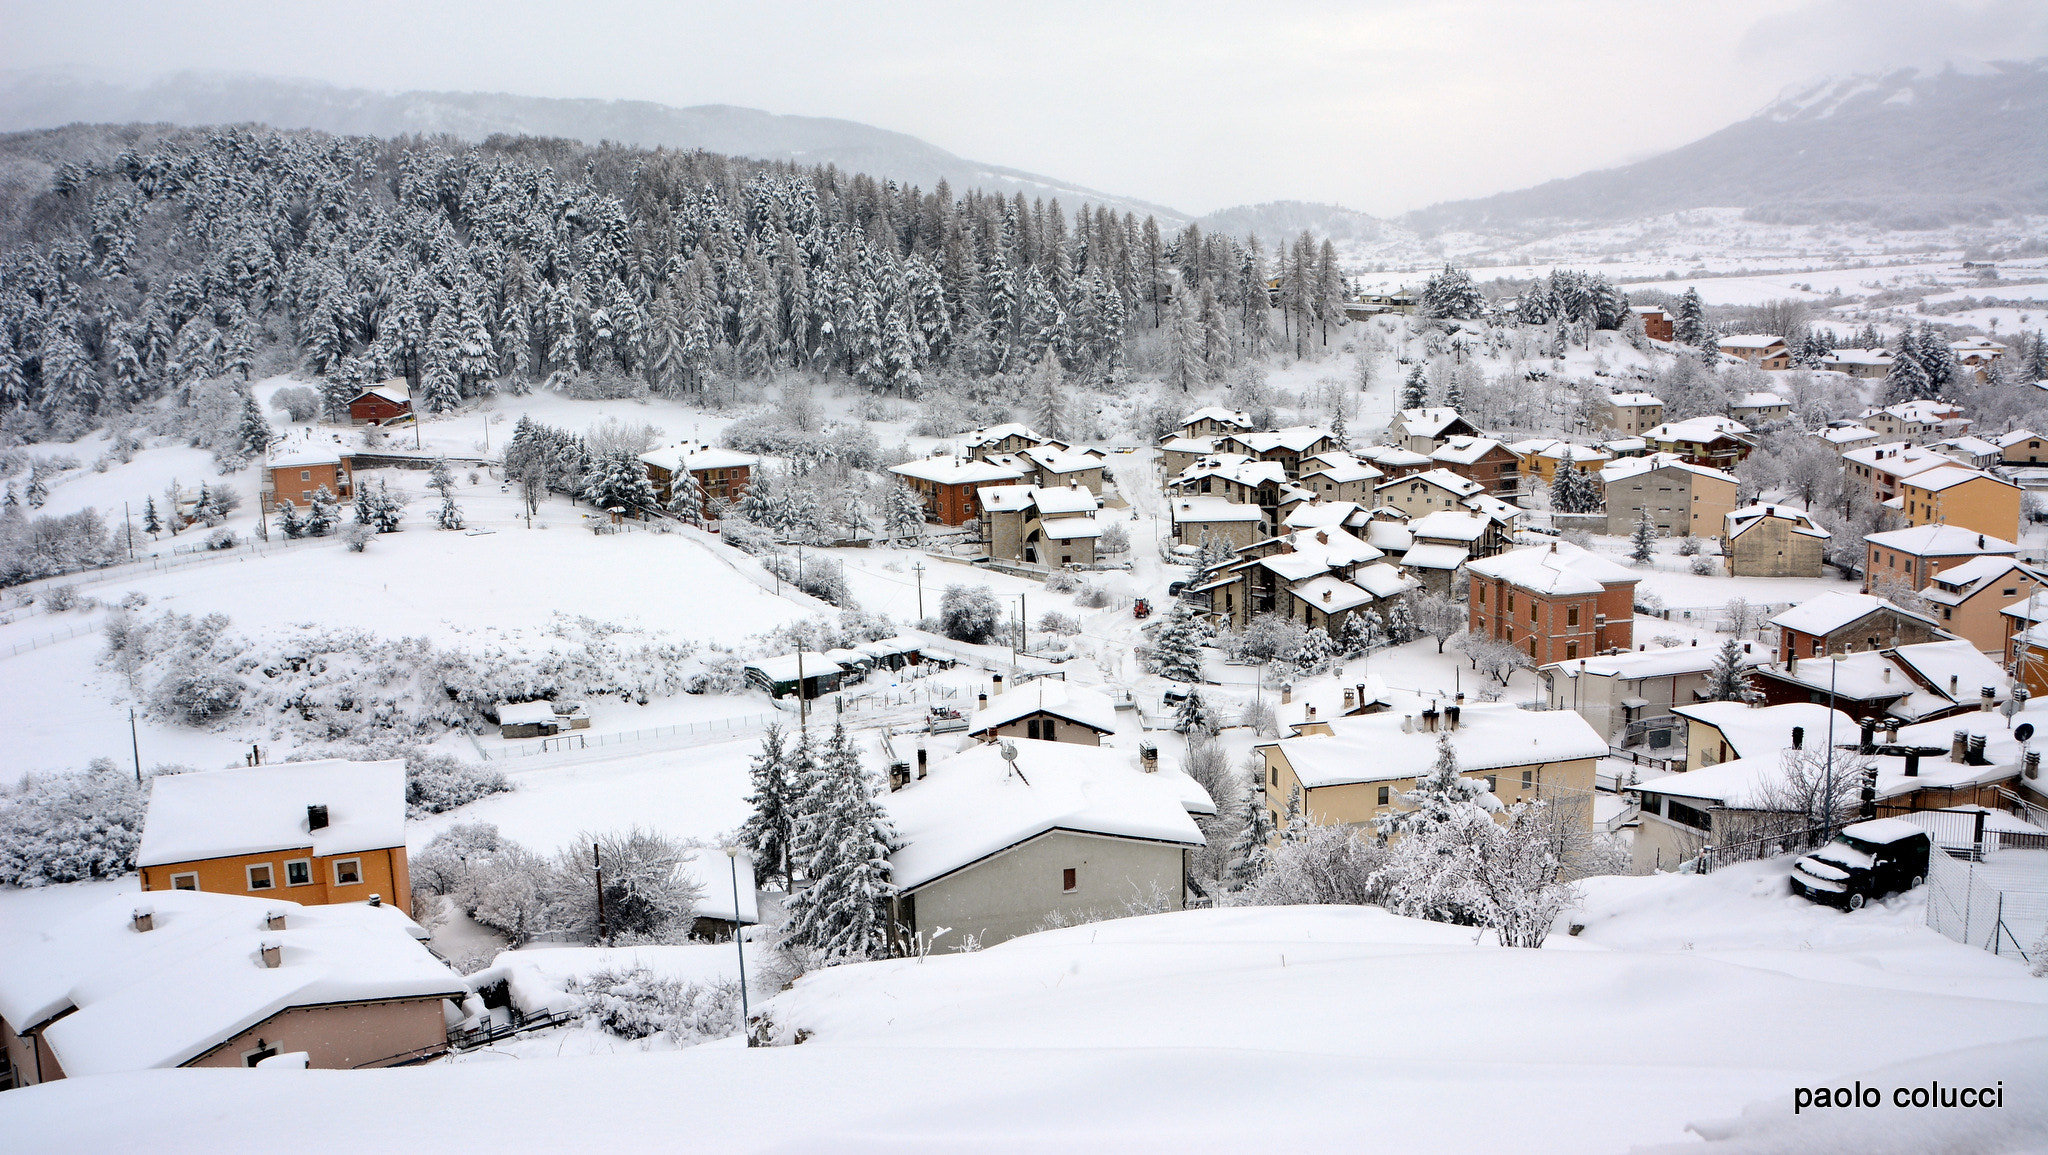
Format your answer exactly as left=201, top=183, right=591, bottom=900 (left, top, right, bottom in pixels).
left=1789, top=819, right=1931, bottom=911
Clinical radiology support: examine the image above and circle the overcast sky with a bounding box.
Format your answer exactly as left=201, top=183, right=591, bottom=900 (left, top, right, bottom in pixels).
left=2, top=0, right=2042, bottom=216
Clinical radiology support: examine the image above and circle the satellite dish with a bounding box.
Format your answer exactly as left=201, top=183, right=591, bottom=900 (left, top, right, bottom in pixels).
left=998, top=741, right=1029, bottom=785
left=2017, top=723, right=2035, bottom=743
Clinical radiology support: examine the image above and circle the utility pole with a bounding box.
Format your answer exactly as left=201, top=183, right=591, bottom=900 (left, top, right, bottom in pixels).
left=796, top=642, right=808, bottom=733
left=726, top=847, right=753, bottom=1046
left=913, top=560, right=926, bottom=620
left=123, top=501, right=134, bottom=560
left=593, top=842, right=607, bottom=943
left=129, top=708, right=142, bottom=785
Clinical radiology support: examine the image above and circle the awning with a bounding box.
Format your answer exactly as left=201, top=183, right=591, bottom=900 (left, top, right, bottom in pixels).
left=1620, top=697, right=1650, bottom=710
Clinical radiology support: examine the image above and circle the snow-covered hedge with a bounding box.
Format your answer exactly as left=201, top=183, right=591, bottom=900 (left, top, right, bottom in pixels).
left=572, top=967, right=743, bottom=1044
left=0, top=762, right=146, bottom=886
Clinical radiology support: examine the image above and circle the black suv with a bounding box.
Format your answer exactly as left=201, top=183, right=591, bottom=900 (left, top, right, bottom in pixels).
left=1790, top=819, right=1932, bottom=910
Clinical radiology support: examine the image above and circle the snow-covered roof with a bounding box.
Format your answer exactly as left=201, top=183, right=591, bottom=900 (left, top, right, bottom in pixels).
left=1177, top=406, right=1253, bottom=430
left=677, top=849, right=759, bottom=925
left=1288, top=575, right=1379, bottom=614
left=976, top=484, right=1037, bottom=513
left=1364, top=520, right=1415, bottom=553
left=1877, top=400, right=1967, bottom=424
left=1408, top=510, right=1488, bottom=543
left=1159, top=435, right=1219, bottom=453
left=1392, top=408, right=1469, bottom=437
left=1863, top=523, right=2017, bottom=557
left=1173, top=454, right=1290, bottom=488
left=1824, top=348, right=1893, bottom=367
left=1599, top=452, right=1736, bottom=485
left=1467, top=541, right=1637, bottom=596
left=497, top=701, right=572, bottom=726
left=137, top=760, right=407, bottom=868
left=1841, top=442, right=1950, bottom=474
left=1770, top=590, right=1941, bottom=637
left=1030, top=485, right=1100, bottom=515
left=1040, top=517, right=1102, bottom=541
left=1352, top=561, right=1419, bottom=598
left=1399, top=543, right=1470, bottom=571
left=1670, top=701, right=1857, bottom=764
left=1282, top=500, right=1363, bottom=530
left=1298, top=454, right=1383, bottom=483
left=888, top=455, right=1027, bottom=485
left=884, top=740, right=1203, bottom=891
left=1357, top=444, right=1434, bottom=467
left=1732, top=392, right=1787, bottom=409
left=352, top=379, right=411, bottom=404
left=1430, top=436, right=1507, bottom=465
left=1462, top=494, right=1523, bottom=524
left=1717, top=334, right=1786, bottom=350
left=1377, top=468, right=1484, bottom=498
left=0, top=890, right=458, bottom=1074
left=1606, top=391, right=1662, bottom=407
left=1644, top=416, right=1752, bottom=443
left=746, top=653, right=847, bottom=682
left=1639, top=730, right=2019, bottom=809
left=1541, top=645, right=1729, bottom=680
left=1227, top=426, right=1334, bottom=454
left=1924, top=555, right=2039, bottom=600
left=267, top=444, right=346, bottom=469
left=959, top=423, right=1043, bottom=448
left=1759, top=641, right=2007, bottom=721
left=1724, top=504, right=1830, bottom=541
left=1600, top=436, right=1648, bottom=453
left=1817, top=424, right=1881, bottom=446
left=1272, top=526, right=1383, bottom=568
left=1902, top=465, right=2010, bottom=494
left=1173, top=496, right=1263, bottom=524
left=1994, top=429, right=2040, bottom=449
left=1938, top=435, right=2000, bottom=457
left=1006, top=445, right=1100, bottom=475
left=638, top=442, right=758, bottom=473
left=1271, top=703, right=1608, bottom=790
left=966, top=681, right=1119, bottom=738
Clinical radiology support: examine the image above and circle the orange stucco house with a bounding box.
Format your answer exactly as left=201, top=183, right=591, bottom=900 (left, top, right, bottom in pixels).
left=137, top=760, right=414, bottom=919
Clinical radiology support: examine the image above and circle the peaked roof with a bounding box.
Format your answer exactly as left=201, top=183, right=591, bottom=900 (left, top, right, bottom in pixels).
left=1769, top=591, right=1942, bottom=636
left=966, top=681, right=1119, bottom=737
left=1378, top=468, right=1484, bottom=497
left=888, top=455, right=1027, bottom=485
left=1177, top=406, right=1253, bottom=430
left=1725, top=504, right=1830, bottom=541
left=1466, top=541, right=1638, bottom=596
left=1391, top=408, right=1472, bottom=437
left=1863, top=523, right=2018, bottom=557
left=638, top=441, right=759, bottom=472
left=959, top=422, right=1044, bottom=448
left=138, top=760, right=407, bottom=868
left=1268, top=703, right=1607, bottom=789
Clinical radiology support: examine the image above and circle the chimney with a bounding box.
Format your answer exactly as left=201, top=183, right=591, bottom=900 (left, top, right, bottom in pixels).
left=1883, top=720, right=1900, bottom=743
left=1445, top=704, right=1461, bottom=731
left=260, top=942, right=281, bottom=969
left=978, top=693, right=989, bottom=711
left=1950, top=674, right=1959, bottom=695
left=916, top=746, right=928, bottom=779
left=131, top=906, right=154, bottom=933
left=1881, top=666, right=1891, bottom=684
left=1979, top=534, right=1986, bottom=549
left=1968, top=734, right=1987, bottom=765
left=1140, top=743, right=1159, bottom=772
left=1981, top=686, right=1996, bottom=712
left=1904, top=750, right=1920, bottom=777
left=1789, top=652, right=1798, bottom=674
left=1281, top=685, right=1292, bottom=704
left=1344, top=687, right=1357, bottom=710
left=1952, top=729, right=1969, bottom=763
left=1360, top=684, right=1371, bottom=710
left=368, top=893, right=382, bottom=908
left=1322, top=589, right=1332, bottom=603
left=307, top=804, right=329, bottom=831
left=1316, top=530, right=1329, bottom=545
left=2027, top=751, right=2040, bottom=780
left=1791, top=726, right=1804, bottom=750
left=1858, top=717, right=1876, bottom=754
left=1422, top=705, right=1440, bottom=732
left=888, top=762, right=910, bottom=792
left=1401, top=715, right=1414, bottom=733
left=1307, top=705, right=1318, bottom=720
left=266, top=911, right=287, bottom=931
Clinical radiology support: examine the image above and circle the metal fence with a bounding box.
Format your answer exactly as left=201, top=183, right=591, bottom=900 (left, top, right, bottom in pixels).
left=484, top=712, right=780, bottom=759
left=3, top=620, right=101, bottom=659
left=1925, top=849, right=2047, bottom=962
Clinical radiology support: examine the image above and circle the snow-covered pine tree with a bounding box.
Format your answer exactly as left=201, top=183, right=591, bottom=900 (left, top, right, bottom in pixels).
left=24, top=468, right=48, bottom=509
left=1630, top=505, right=1658, bottom=564
left=1280, top=783, right=1310, bottom=844
left=1400, top=364, right=1427, bottom=410
left=1705, top=637, right=1758, bottom=703
left=667, top=468, right=707, bottom=527
left=784, top=722, right=897, bottom=963
left=428, top=457, right=463, bottom=530
left=581, top=448, right=658, bottom=512
left=1421, top=264, right=1483, bottom=320
left=1386, top=597, right=1417, bottom=644
left=739, top=723, right=796, bottom=889
left=1029, top=359, right=1066, bottom=440
left=305, top=486, right=338, bottom=536
left=238, top=393, right=273, bottom=458
left=1149, top=600, right=1211, bottom=684
left=1175, top=688, right=1210, bottom=734
left=1329, top=409, right=1349, bottom=450
left=884, top=482, right=925, bottom=544
left=1672, top=288, right=1708, bottom=349
left=369, top=478, right=406, bottom=532
left=354, top=481, right=375, bottom=526
left=1549, top=458, right=1600, bottom=514
left=1339, top=607, right=1385, bottom=656
left=142, top=495, right=160, bottom=536
left=1226, top=788, right=1277, bottom=890
left=1378, top=730, right=1491, bottom=836
left=274, top=498, right=304, bottom=539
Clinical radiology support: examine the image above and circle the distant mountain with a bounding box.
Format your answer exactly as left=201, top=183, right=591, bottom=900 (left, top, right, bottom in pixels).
left=1193, top=200, right=1410, bottom=247
left=0, top=70, right=1188, bottom=224
left=1404, top=60, right=2048, bottom=233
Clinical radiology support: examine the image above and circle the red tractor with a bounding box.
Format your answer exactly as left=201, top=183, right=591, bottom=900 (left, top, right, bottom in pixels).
left=1132, top=598, right=1152, bottom=620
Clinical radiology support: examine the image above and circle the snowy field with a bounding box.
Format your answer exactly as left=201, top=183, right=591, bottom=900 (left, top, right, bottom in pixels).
left=1, top=858, right=2040, bottom=1153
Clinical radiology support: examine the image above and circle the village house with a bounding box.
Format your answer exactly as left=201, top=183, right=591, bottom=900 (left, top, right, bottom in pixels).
left=0, top=891, right=463, bottom=1087
left=1158, top=434, right=1221, bottom=477
left=2001, top=601, right=2048, bottom=696
left=1864, top=524, right=2020, bottom=593
left=1428, top=435, right=1521, bottom=498
left=1597, top=392, right=1665, bottom=437
left=887, top=454, right=1027, bottom=526
left=987, top=444, right=1107, bottom=495
left=743, top=652, right=850, bottom=700
left=1891, top=467, right=2022, bottom=541
left=1172, top=406, right=1255, bottom=440
left=1600, top=453, right=1739, bottom=538
left=1168, top=453, right=1294, bottom=536
left=637, top=441, right=758, bottom=509
left=1815, top=422, right=1882, bottom=456
left=1188, top=525, right=1415, bottom=636
left=1467, top=541, right=1639, bottom=665
left=1399, top=509, right=1509, bottom=592
left=1641, top=416, right=1755, bottom=470
left=1933, top=436, right=2002, bottom=470
left=1721, top=504, right=1830, bottom=578
left=978, top=483, right=1102, bottom=567
left=1996, top=429, right=2048, bottom=466
left=1920, top=556, right=2048, bottom=654
left=1385, top=407, right=1481, bottom=453
left=260, top=443, right=355, bottom=513
left=1295, top=452, right=1386, bottom=502
left=1950, top=339, right=2007, bottom=383
left=1355, top=443, right=1436, bottom=480
left=1771, top=591, right=1949, bottom=663
left=1600, top=436, right=1649, bottom=459
left=1716, top=334, right=1790, bottom=369
left=345, top=379, right=412, bottom=425
left=137, top=760, right=413, bottom=919
left=1858, top=401, right=1972, bottom=446
left=1216, top=426, right=1338, bottom=478
left=965, top=681, right=1119, bottom=746
left=880, top=740, right=1209, bottom=951
left=1821, top=347, right=1894, bottom=379
left=1748, top=638, right=2012, bottom=725
left=493, top=700, right=592, bottom=739
left=1842, top=441, right=1960, bottom=505
left=958, top=423, right=1050, bottom=460
left=1256, top=702, right=1606, bottom=836
left=1673, top=701, right=1857, bottom=772
left=1539, top=643, right=1749, bottom=746
left=1728, top=391, right=1791, bottom=425
left=1169, top=495, right=1264, bottom=552
left=1506, top=438, right=1612, bottom=491
left=1630, top=306, right=1673, bottom=343
left=1374, top=468, right=1486, bottom=519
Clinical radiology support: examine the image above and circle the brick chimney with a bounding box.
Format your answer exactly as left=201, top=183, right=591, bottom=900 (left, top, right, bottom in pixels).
left=266, top=911, right=287, bottom=931
left=260, top=942, right=281, bottom=969
left=131, top=906, right=154, bottom=933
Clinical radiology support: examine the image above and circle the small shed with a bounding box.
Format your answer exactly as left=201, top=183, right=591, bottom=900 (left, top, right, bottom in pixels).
left=744, top=654, right=848, bottom=700
left=496, top=701, right=591, bottom=739
left=858, top=637, right=924, bottom=671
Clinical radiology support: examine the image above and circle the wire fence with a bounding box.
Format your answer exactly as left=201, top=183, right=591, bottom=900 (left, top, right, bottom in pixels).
left=483, top=712, right=781, bottom=759
left=3, top=620, right=102, bottom=659
left=1925, top=848, right=2047, bottom=962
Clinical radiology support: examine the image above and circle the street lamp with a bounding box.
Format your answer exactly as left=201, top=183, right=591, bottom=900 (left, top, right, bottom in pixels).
left=1822, top=651, right=1846, bottom=834
left=724, top=846, right=753, bottom=1047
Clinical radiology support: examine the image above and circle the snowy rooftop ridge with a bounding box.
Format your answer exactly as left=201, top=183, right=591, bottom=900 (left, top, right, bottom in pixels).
left=1466, top=540, right=1637, bottom=596
left=1600, top=452, right=1736, bottom=484
left=1769, top=590, right=1941, bottom=636
left=137, top=760, right=407, bottom=868
left=965, top=681, right=1118, bottom=737
left=1725, top=504, right=1830, bottom=541
left=638, top=441, right=759, bottom=473
left=1270, top=702, right=1607, bottom=790
left=1863, top=523, right=2017, bottom=557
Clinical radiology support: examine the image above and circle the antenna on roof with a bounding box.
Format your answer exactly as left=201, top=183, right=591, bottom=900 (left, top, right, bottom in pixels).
left=999, top=741, right=1029, bottom=786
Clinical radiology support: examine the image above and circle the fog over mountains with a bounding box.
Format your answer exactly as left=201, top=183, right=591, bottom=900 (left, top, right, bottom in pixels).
left=2, top=61, right=2041, bottom=247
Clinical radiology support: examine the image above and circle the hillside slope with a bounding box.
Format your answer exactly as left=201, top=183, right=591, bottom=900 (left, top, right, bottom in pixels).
left=1407, top=60, right=2048, bottom=232
left=0, top=70, right=1187, bottom=223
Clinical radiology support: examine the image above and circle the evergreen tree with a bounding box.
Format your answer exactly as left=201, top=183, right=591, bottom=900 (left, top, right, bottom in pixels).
left=884, top=482, right=925, bottom=543
left=667, top=468, right=707, bottom=527
left=1175, top=688, right=1210, bottom=735
left=1329, top=409, right=1349, bottom=450
left=784, top=722, right=898, bottom=963
left=238, top=393, right=273, bottom=458
left=427, top=456, right=463, bottom=529
left=142, top=495, right=161, bottom=536
left=369, top=478, right=406, bottom=532
left=1705, top=637, right=1758, bottom=703
left=581, top=448, right=658, bottom=511
left=1549, top=458, right=1600, bottom=514
left=1378, top=731, right=1491, bottom=836
left=274, top=498, right=304, bottom=539
left=1029, top=359, right=1067, bottom=440
left=305, top=486, right=338, bottom=536
left=1420, top=264, right=1483, bottom=320
left=1280, top=783, right=1310, bottom=843
left=1630, top=505, right=1658, bottom=564
left=1673, top=288, right=1709, bottom=348
left=739, top=724, right=796, bottom=889
left=1339, top=608, right=1386, bottom=656
left=1226, top=788, right=1277, bottom=890
left=1400, top=364, right=1427, bottom=410
left=1149, top=601, right=1211, bottom=684
left=1386, top=597, right=1417, bottom=644
left=26, top=467, right=48, bottom=509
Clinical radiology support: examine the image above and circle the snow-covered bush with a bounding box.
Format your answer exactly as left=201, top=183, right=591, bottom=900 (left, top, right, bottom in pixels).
left=1235, top=825, right=1390, bottom=908
left=153, top=662, right=245, bottom=724
left=764, top=552, right=854, bottom=607
left=343, top=522, right=371, bottom=552
left=939, top=584, right=1004, bottom=645
left=1676, top=535, right=1703, bottom=557
left=1073, top=582, right=1113, bottom=609
left=402, top=751, right=511, bottom=817
left=686, top=652, right=747, bottom=695
left=1043, top=569, right=1081, bottom=594
left=573, top=968, right=743, bottom=1044
left=0, top=762, right=146, bottom=886
left=546, top=828, right=703, bottom=945
left=1098, top=521, right=1130, bottom=554
left=206, top=527, right=237, bottom=550
left=118, top=590, right=149, bottom=609
left=1689, top=554, right=1716, bottom=576
left=1037, top=610, right=1082, bottom=636
left=0, top=509, right=121, bottom=587
left=269, top=386, right=322, bottom=422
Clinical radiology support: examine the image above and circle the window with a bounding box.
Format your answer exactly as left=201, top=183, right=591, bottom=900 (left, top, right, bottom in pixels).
left=171, top=872, right=199, bottom=891
left=1567, top=605, right=1579, bottom=627
left=1377, top=786, right=1390, bottom=806
left=1506, top=592, right=1515, bottom=612
left=285, top=859, right=312, bottom=887
left=1667, top=800, right=1713, bottom=831
left=333, top=859, right=362, bottom=886
left=246, top=863, right=275, bottom=891
left=1062, top=868, right=1077, bottom=893
left=1477, top=585, right=1486, bottom=605
left=1529, top=601, right=1537, bottom=622
left=1484, top=775, right=1498, bottom=792
left=300, top=470, right=311, bottom=481
left=1811, top=639, right=1823, bottom=657
left=243, top=1044, right=278, bottom=1068
left=1565, top=641, right=1579, bottom=661
left=1521, top=769, right=1533, bottom=790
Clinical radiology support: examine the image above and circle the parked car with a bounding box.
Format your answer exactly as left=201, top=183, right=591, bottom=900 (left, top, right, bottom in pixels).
left=1789, top=819, right=1932, bottom=910
left=1167, top=580, right=1188, bottom=597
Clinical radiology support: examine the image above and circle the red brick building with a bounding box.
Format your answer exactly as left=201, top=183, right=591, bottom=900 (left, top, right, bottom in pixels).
left=888, top=454, right=1027, bottom=526
left=1466, top=541, right=1639, bottom=665
left=1632, top=306, right=1673, bottom=343
left=346, top=380, right=413, bottom=426
left=638, top=442, right=759, bottom=508
left=262, top=446, right=356, bottom=512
